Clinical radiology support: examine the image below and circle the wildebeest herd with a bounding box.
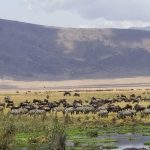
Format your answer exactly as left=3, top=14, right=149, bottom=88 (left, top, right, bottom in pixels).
left=0, top=91, right=150, bottom=119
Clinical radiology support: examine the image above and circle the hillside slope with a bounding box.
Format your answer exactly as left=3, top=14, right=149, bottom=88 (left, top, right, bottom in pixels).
left=0, top=19, right=150, bottom=80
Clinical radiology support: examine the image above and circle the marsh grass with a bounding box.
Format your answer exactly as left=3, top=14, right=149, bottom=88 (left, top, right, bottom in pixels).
left=47, top=117, right=66, bottom=150
left=0, top=120, right=16, bottom=150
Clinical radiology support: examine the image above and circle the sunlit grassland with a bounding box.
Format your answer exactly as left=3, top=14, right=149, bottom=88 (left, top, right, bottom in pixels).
left=0, top=88, right=149, bottom=103
left=0, top=88, right=150, bottom=110
left=0, top=89, right=150, bottom=124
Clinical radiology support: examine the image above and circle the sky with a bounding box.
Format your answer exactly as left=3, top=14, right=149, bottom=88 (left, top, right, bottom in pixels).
left=0, top=0, right=150, bottom=28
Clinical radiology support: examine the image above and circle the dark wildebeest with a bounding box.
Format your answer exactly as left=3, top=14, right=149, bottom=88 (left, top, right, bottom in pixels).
left=147, top=105, right=150, bottom=109
left=4, top=96, right=13, bottom=103
left=121, top=94, right=126, bottom=98
left=74, top=93, right=80, bottom=97
left=134, top=104, right=146, bottom=112
left=46, top=95, right=50, bottom=99
left=33, top=99, right=41, bottom=103
left=0, top=103, right=5, bottom=108
left=130, top=94, right=136, bottom=98
left=64, top=91, right=71, bottom=96
left=123, top=104, right=132, bottom=110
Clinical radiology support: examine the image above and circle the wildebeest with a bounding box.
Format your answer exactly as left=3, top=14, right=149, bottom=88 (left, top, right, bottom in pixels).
left=0, top=103, right=5, bottom=108
left=147, top=105, right=150, bottom=109
left=33, top=99, right=41, bottom=103
left=134, top=104, right=146, bottom=112
left=46, top=95, right=50, bottom=99
left=73, top=99, right=82, bottom=107
left=82, top=106, right=95, bottom=114
left=107, top=105, right=122, bottom=113
left=132, top=98, right=139, bottom=103
left=10, top=108, right=28, bottom=115
left=6, top=102, right=14, bottom=108
left=4, top=96, right=13, bottom=104
left=98, top=110, right=108, bottom=118
left=130, top=94, right=136, bottom=98
left=74, top=93, right=80, bottom=97
left=122, top=104, right=132, bottom=110
left=28, top=109, right=46, bottom=116
left=65, top=107, right=75, bottom=115
left=141, top=109, right=150, bottom=118
left=64, top=91, right=71, bottom=96
left=117, top=110, right=136, bottom=119
left=1, top=91, right=149, bottom=120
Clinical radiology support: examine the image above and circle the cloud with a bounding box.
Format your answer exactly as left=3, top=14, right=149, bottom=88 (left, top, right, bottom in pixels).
left=79, top=19, right=150, bottom=29
left=21, top=0, right=150, bottom=21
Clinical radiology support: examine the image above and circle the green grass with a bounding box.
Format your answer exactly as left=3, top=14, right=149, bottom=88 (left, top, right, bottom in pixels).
left=0, top=114, right=149, bottom=149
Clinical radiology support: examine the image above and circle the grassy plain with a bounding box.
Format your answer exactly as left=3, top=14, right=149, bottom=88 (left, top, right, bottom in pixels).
left=0, top=88, right=150, bottom=149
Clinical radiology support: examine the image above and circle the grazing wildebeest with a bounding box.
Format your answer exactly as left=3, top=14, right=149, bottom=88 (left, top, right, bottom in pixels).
left=44, top=99, right=49, bottom=103
left=73, top=102, right=82, bottom=108
left=134, top=104, right=146, bottom=112
left=65, top=107, right=75, bottom=115
left=136, top=95, right=141, bottom=99
left=33, top=99, right=41, bottom=103
left=10, top=108, right=28, bottom=115
left=4, top=96, right=13, bottom=103
left=64, top=91, right=71, bottom=96
left=130, top=94, right=136, bottom=99
left=117, top=110, right=136, bottom=119
left=10, top=109, right=22, bottom=115
left=0, top=103, right=5, bottom=108
left=96, top=106, right=108, bottom=112
left=141, top=109, right=150, bottom=118
left=75, top=106, right=83, bottom=114
left=121, top=94, right=127, bottom=98
left=11, top=105, right=20, bottom=109
left=6, top=102, right=14, bottom=108
left=98, top=110, right=108, bottom=118
left=28, top=109, right=46, bottom=116
left=132, top=98, right=139, bottom=103
left=74, top=93, right=80, bottom=97
left=73, top=99, right=82, bottom=106
left=123, top=104, right=132, bottom=110
left=42, top=107, right=51, bottom=112
left=82, top=106, right=94, bottom=114
left=107, top=105, right=122, bottom=113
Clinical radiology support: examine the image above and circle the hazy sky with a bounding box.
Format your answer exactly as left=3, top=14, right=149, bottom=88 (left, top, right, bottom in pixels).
left=1, top=0, right=150, bottom=28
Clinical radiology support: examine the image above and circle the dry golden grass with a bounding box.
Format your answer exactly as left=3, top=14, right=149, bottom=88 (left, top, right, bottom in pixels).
left=0, top=89, right=150, bottom=125
left=0, top=88, right=149, bottom=104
